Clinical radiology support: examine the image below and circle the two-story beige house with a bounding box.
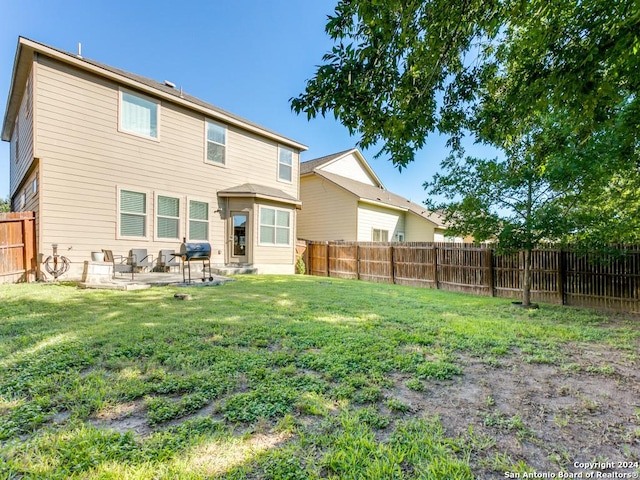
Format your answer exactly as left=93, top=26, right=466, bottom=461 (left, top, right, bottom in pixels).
left=2, top=37, right=307, bottom=278
left=298, top=148, right=460, bottom=242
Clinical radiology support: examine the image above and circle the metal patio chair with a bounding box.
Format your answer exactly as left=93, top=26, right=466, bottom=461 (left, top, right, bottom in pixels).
left=158, top=249, right=180, bottom=273
left=129, top=248, right=154, bottom=272
left=102, top=249, right=134, bottom=280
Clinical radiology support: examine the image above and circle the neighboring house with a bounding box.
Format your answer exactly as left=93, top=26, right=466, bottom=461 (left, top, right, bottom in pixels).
left=298, top=148, right=461, bottom=242
left=2, top=37, right=307, bottom=278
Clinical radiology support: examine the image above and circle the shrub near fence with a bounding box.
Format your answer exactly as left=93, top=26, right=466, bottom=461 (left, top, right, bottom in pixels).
left=304, top=241, right=640, bottom=314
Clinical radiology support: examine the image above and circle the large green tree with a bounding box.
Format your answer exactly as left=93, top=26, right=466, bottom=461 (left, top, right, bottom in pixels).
left=0, top=195, right=10, bottom=213
left=292, top=0, right=639, bottom=304
left=425, top=111, right=583, bottom=306
left=292, top=0, right=639, bottom=164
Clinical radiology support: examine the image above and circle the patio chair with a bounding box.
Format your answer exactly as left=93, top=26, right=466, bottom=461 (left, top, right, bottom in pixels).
left=102, top=249, right=134, bottom=280
left=130, top=249, right=154, bottom=272
left=158, top=249, right=180, bottom=273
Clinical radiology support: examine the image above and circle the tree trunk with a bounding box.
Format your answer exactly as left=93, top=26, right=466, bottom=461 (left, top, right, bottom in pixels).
left=522, top=248, right=532, bottom=306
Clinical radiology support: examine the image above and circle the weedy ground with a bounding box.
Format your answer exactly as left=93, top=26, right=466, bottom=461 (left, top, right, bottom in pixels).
left=0, top=275, right=639, bottom=479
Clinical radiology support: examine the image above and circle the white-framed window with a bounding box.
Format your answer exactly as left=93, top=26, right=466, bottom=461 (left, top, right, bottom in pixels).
left=278, top=146, right=293, bottom=182
left=205, top=120, right=226, bottom=165
left=19, top=191, right=26, bottom=210
left=372, top=229, right=389, bottom=242
left=119, top=90, right=159, bottom=139
left=188, top=199, right=209, bottom=241
left=259, top=206, right=291, bottom=246
left=32, top=178, right=37, bottom=196
left=119, top=189, right=147, bottom=238
left=156, top=194, right=181, bottom=240
left=395, top=232, right=405, bottom=242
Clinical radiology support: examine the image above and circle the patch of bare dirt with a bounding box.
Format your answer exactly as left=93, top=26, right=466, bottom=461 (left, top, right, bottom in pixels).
left=89, top=399, right=151, bottom=437
left=390, top=344, right=640, bottom=479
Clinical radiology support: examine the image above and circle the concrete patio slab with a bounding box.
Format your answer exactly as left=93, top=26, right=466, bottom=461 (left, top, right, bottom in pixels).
left=77, top=272, right=233, bottom=290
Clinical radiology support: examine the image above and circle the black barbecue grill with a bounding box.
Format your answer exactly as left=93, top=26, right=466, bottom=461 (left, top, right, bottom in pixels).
left=176, top=242, right=214, bottom=283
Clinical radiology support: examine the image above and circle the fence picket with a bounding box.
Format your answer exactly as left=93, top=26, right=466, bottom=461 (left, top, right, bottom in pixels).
left=0, top=212, right=37, bottom=283
left=303, top=241, right=640, bottom=314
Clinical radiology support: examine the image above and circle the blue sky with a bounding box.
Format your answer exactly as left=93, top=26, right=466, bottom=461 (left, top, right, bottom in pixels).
left=0, top=0, right=489, bottom=204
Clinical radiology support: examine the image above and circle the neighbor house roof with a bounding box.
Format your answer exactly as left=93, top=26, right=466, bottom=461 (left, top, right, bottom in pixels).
left=300, top=148, right=356, bottom=175
left=2, top=37, right=308, bottom=151
left=300, top=148, right=383, bottom=186
left=218, top=183, right=302, bottom=206
left=315, top=170, right=447, bottom=228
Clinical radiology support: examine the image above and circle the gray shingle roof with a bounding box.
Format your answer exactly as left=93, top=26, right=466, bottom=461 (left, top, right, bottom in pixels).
left=315, top=171, right=446, bottom=227
left=218, top=183, right=300, bottom=205
left=20, top=37, right=305, bottom=149
left=300, top=148, right=357, bottom=175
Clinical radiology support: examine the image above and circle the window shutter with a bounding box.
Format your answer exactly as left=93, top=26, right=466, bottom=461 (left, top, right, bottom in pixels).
left=157, top=196, right=179, bottom=239
left=121, top=214, right=145, bottom=237
left=189, top=201, right=208, bottom=220
left=158, top=196, right=179, bottom=217
left=158, top=218, right=179, bottom=238
left=121, top=190, right=146, bottom=214
left=189, top=201, right=209, bottom=240
left=189, top=221, right=208, bottom=240
left=120, top=190, right=146, bottom=237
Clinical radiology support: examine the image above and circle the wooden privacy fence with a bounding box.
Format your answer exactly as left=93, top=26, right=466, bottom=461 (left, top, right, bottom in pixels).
left=0, top=212, right=37, bottom=284
left=304, top=241, right=640, bottom=314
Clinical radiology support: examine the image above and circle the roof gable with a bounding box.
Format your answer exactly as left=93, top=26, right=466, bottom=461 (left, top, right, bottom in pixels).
left=315, top=170, right=446, bottom=228
left=300, top=148, right=382, bottom=187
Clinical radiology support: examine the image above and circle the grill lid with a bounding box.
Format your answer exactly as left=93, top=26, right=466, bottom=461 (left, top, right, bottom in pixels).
left=179, top=242, right=212, bottom=260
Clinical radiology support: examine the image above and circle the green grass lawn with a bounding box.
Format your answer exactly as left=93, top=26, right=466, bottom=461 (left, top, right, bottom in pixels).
left=0, top=276, right=638, bottom=479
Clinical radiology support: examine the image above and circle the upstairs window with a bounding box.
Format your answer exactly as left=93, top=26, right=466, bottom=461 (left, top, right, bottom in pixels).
left=120, top=91, right=159, bottom=139
left=157, top=195, right=180, bottom=239
left=188, top=200, right=209, bottom=241
left=278, top=146, right=293, bottom=182
left=206, top=121, right=226, bottom=165
left=120, top=190, right=147, bottom=237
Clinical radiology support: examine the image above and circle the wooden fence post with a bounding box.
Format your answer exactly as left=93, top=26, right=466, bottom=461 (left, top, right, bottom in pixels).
left=356, top=244, right=360, bottom=280
left=390, top=245, right=395, bottom=284
left=487, top=248, right=495, bottom=297
left=558, top=249, right=565, bottom=305
left=21, top=218, right=28, bottom=282
left=326, top=242, right=331, bottom=277
left=433, top=245, right=439, bottom=289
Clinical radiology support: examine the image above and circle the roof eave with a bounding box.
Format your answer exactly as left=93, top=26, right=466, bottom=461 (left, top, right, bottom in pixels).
left=359, top=198, right=408, bottom=212
left=2, top=37, right=33, bottom=141
left=2, top=37, right=308, bottom=150
left=407, top=209, right=444, bottom=228
left=217, top=191, right=302, bottom=207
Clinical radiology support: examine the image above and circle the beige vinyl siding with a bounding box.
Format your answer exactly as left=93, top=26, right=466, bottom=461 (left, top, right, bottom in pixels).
left=10, top=68, right=34, bottom=197
left=252, top=200, right=296, bottom=273
left=357, top=203, right=405, bottom=242
left=22, top=167, right=41, bottom=273
left=33, top=55, right=298, bottom=277
left=319, top=152, right=377, bottom=186
left=23, top=168, right=39, bottom=212
left=433, top=228, right=463, bottom=243
left=405, top=212, right=436, bottom=242
left=297, top=176, right=357, bottom=241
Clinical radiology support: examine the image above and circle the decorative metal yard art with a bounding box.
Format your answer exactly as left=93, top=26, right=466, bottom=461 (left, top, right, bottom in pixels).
left=43, top=243, right=70, bottom=280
